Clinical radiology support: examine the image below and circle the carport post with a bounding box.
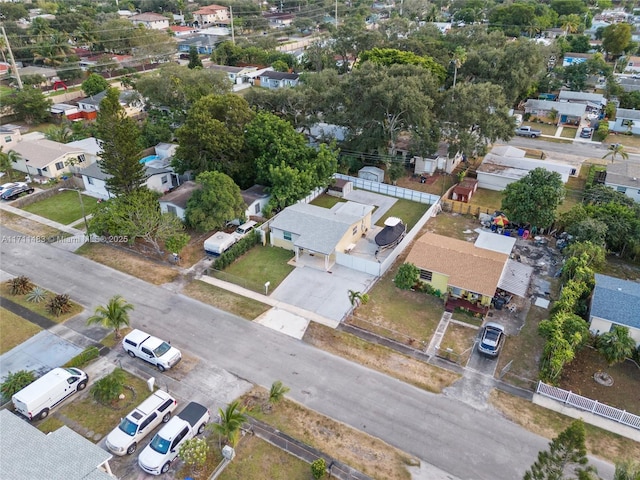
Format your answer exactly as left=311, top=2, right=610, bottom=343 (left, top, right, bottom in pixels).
left=264, top=281, right=270, bottom=296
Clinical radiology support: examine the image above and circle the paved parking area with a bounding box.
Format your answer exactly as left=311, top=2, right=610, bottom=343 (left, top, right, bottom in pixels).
left=271, top=264, right=377, bottom=322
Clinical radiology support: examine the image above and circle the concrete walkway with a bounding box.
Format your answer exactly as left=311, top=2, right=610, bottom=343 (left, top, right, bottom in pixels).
left=425, top=311, right=452, bottom=357
left=197, top=274, right=340, bottom=329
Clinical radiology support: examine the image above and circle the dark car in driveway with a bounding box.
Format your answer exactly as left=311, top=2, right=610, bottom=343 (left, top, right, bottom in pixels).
left=1, top=184, right=34, bottom=201
left=477, top=323, right=505, bottom=357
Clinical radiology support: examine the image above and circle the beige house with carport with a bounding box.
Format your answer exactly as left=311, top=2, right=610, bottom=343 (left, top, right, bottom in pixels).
left=269, top=201, right=374, bottom=271
left=10, top=138, right=94, bottom=182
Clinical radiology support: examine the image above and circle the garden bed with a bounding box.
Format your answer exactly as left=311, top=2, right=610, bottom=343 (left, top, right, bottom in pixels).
left=0, top=282, right=82, bottom=323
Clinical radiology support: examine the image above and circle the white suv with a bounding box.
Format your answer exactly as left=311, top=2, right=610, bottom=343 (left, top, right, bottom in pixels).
left=105, top=390, right=177, bottom=455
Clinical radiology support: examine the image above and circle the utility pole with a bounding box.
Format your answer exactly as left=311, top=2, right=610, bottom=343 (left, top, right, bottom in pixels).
left=1, top=26, right=22, bottom=90
left=230, top=6, right=235, bottom=45
left=335, top=0, right=338, bottom=26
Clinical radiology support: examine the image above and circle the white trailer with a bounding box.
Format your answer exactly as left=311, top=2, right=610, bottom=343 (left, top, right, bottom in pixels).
left=12, top=367, right=88, bottom=421
left=203, top=231, right=237, bottom=256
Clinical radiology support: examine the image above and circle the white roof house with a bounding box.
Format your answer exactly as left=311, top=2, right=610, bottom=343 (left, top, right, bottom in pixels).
left=476, top=146, right=576, bottom=191
left=269, top=201, right=374, bottom=270
left=81, top=162, right=177, bottom=199
left=589, top=274, right=640, bottom=346
left=604, top=159, right=640, bottom=202
left=67, top=137, right=102, bottom=164
left=557, top=90, right=606, bottom=108
left=10, top=138, right=96, bottom=181
left=0, top=410, right=115, bottom=479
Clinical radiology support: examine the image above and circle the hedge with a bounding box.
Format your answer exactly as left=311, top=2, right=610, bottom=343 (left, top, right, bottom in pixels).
left=63, top=346, right=100, bottom=368
left=215, top=230, right=261, bottom=270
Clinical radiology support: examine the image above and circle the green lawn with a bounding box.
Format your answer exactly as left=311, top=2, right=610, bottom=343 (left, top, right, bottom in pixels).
left=559, top=127, right=578, bottom=139
left=22, top=190, right=100, bottom=226
left=522, top=122, right=557, bottom=135
left=310, top=193, right=347, bottom=209
left=183, top=280, right=271, bottom=320
left=210, top=245, right=295, bottom=293
left=0, top=307, right=42, bottom=354
left=59, top=372, right=152, bottom=436
left=469, top=188, right=503, bottom=211
left=0, top=282, right=83, bottom=324
left=375, top=199, right=429, bottom=230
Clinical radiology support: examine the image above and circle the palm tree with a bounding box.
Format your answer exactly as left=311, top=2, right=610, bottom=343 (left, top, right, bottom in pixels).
left=268, top=380, right=290, bottom=405
left=45, top=124, right=73, bottom=144
left=86, top=295, right=134, bottom=339
left=0, top=147, right=22, bottom=182
left=33, top=32, right=73, bottom=67
left=602, top=143, right=629, bottom=163
left=597, top=325, right=636, bottom=366
left=211, top=400, right=247, bottom=448
left=451, top=46, right=467, bottom=88
left=348, top=290, right=370, bottom=308
left=561, top=14, right=581, bottom=37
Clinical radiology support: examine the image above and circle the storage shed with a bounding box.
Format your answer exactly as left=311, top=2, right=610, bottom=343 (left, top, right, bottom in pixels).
left=451, top=178, right=478, bottom=202
left=358, top=166, right=385, bottom=183
left=327, top=178, right=353, bottom=198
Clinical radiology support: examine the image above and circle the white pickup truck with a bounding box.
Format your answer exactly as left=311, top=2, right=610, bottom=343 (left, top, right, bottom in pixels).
left=138, top=401, right=210, bottom=475
left=122, top=329, right=182, bottom=372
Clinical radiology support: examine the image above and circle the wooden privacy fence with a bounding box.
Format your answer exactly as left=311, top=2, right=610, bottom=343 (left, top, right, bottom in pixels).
left=440, top=199, right=498, bottom=217
left=536, top=381, right=640, bottom=430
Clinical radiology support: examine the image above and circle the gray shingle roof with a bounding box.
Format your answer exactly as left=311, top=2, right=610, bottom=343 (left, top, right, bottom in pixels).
left=616, top=108, right=640, bottom=121
left=524, top=99, right=586, bottom=116
left=557, top=90, right=605, bottom=104
left=260, top=71, right=300, bottom=81
left=0, top=410, right=113, bottom=480
left=605, top=160, right=640, bottom=189
left=590, top=274, right=640, bottom=330
left=159, top=181, right=200, bottom=209
left=11, top=139, right=85, bottom=169
left=81, top=162, right=172, bottom=181
left=270, top=202, right=373, bottom=254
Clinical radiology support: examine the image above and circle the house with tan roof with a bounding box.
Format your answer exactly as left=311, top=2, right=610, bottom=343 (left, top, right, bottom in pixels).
left=405, top=233, right=509, bottom=314
left=193, top=4, right=229, bottom=25
left=129, top=12, right=169, bottom=30
left=10, top=138, right=95, bottom=182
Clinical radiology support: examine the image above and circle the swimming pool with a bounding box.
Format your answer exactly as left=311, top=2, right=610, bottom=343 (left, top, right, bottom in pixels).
left=140, top=155, right=160, bottom=164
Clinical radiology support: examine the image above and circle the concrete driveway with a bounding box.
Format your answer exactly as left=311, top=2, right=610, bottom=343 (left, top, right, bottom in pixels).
left=0, top=330, right=83, bottom=381
left=270, top=263, right=376, bottom=322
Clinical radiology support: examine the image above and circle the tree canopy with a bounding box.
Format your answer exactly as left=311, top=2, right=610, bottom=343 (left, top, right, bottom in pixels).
left=359, top=48, right=446, bottom=83
left=501, top=168, right=565, bottom=229
left=82, top=73, right=109, bottom=96
left=185, top=171, right=246, bottom=232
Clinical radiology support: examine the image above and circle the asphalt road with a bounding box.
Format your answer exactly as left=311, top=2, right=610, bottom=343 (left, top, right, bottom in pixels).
left=0, top=232, right=615, bottom=480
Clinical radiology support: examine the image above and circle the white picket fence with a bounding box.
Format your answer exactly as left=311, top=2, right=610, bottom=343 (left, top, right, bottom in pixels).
left=536, top=381, right=640, bottom=430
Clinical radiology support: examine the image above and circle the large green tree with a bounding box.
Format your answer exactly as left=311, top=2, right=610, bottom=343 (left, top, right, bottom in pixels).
left=185, top=171, right=246, bottom=232
left=501, top=168, right=565, bottom=229
left=135, top=64, right=230, bottom=114
left=602, top=23, right=632, bottom=58
left=96, top=88, right=145, bottom=196
left=174, top=94, right=255, bottom=184
left=4, top=89, right=52, bottom=125
left=359, top=48, right=446, bottom=83
left=82, top=73, right=109, bottom=96
left=89, top=188, right=184, bottom=254
left=523, top=420, right=598, bottom=480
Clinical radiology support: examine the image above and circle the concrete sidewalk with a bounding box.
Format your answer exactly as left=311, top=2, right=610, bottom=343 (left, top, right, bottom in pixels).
left=197, top=274, right=340, bottom=329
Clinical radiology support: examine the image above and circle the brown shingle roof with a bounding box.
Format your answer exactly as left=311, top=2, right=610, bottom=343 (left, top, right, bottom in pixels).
left=159, top=181, right=200, bottom=209
left=405, top=233, right=507, bottom=297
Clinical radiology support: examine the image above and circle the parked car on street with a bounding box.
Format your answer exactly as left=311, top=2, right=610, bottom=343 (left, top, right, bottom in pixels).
left=0, top=182, right=27, bottom=195
left=122, top=329, right=182, bottom=372
left=580, top=127, right=593, bottom=139
left=1, top=183, right=34, bottom=201
left=515, top=126, right=541, bottom=138
left=105, top=390, right=178, bottom=456
left=477, top=323, right=505, bottom=357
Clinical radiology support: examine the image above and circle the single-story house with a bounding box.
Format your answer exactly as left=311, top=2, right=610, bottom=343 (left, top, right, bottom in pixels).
left=589, top=274, right=640, bottom=346
left=81, top=162, right=178, bottom=199
left=609, top=108, right=640, bottom=134
left=269, top=201, right=374, bottom=271
left=170, top=25, right=199, bottom=36
left=129, top=12, right=169, bottom=30
left=0, top=124, right=22, bottom=149
left=0, top=410, right=115, bottom=479
left=159, top=180, right=200, bottom=219
left=405, top=232, right=509, bottom=314
left=562, top=52, right=593, bottom=67
left=306, top=122, right=348, bottom=145
left=524, top=99, right=586, bottom=125
left=358, top=166, right=385, bottom=183
left=557, top=90, right=606, bottom=110
left=77, top=90, right=143, bottom=117
left=327, top=178, right=353, bottom=198
left=50, top=103, right=83, bottom=121
left=154, top=142, right=178, bottom=160
left=10, top=138, right=94, bottom=181
left=193, top=4, right=229, bottom=25
left=67, top=137, right=102, bottom=166
left=603, top=159, right=640, bottom=201
left=177, top=34, right=220, bottom=55
left=14, top=66, right=57, bottom=86
left=413, top=142, right=463, bottom=175
left=208, top=64, right=257, bottom=85
left=264, top=12, right=295, bottom=28
left=451, top=178, right=478, bottom=202
left=476, top=146, right=576, bottom=192
left=625, top=55, right=640, bottom=73
left=257, top=71, right=300, bottom=89
left=78, top=54, right=134, bottom=71
left=241, top=184, right=270, bottom=219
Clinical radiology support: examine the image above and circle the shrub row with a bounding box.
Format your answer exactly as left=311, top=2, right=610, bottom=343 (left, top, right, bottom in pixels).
left=214, top=231, right=261, bottom=270
left=63, top=346, right=100, bottom=369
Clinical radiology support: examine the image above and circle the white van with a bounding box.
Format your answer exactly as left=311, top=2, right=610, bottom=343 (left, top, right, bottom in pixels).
left=233, top=220, right=257, bottom=240
left=12, top=367, right=88, bottom=421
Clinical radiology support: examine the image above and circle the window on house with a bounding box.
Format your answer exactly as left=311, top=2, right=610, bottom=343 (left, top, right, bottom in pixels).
left=570, top=168, right=577, bottom=176
left=77, top=154, right=86, bottom=163
left=352, top=226, right=358, bottom=235
left=622, top=119, right=633, bottom=127
left=450, top=287, right=462, bottom=297
left=55, top=162, right=64, bottom=170
left=87, top=177, right=94, bottom=185
left=254, top=203, right=260, bottom=214
left=167, top=205, right=177, bottom=215
left=4, top=136, right=11, bottom=143
left=283, top=231, right=292, bottom=241
left=161, top=175, right=168, bottom=184
left=617, top=186, right=627, bottom=193
left=419, top=269, right=432, bottom=281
